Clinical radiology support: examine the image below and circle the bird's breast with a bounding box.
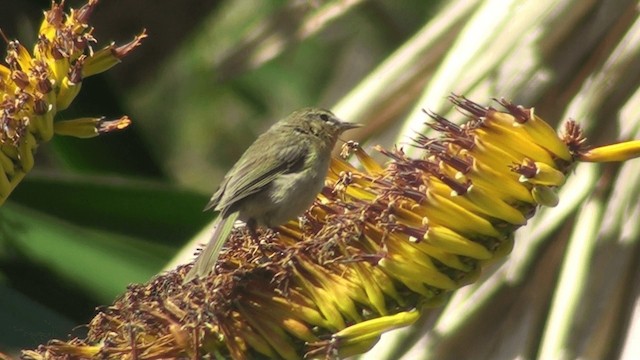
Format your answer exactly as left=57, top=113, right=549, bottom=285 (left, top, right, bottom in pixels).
left=238, top=153, right=330, bottom=227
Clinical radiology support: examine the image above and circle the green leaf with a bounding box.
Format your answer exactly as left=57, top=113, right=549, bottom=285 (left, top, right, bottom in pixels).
left=0, top=284, right=75, bottom=352
left=10, top=174, right=210, bottom=242
left=1, top=203, right=171, bottom=300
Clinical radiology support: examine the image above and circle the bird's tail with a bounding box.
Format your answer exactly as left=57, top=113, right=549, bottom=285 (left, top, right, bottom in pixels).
left=183, top=212, right=239, bottom=283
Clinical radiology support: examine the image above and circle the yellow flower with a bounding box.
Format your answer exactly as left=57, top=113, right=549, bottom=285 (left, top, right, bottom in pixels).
left=0, top=0, right=143, bottom=205
left=24, top=95, right=640, bottom=360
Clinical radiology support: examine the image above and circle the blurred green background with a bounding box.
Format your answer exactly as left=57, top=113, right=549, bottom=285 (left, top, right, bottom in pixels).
left=2, top=1, right=640, bottom=359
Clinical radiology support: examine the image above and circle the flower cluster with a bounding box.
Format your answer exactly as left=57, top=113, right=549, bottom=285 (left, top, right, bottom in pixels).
left=23, top=95, right=640, bottom=359
left=0, top=0, right=144, bottom=204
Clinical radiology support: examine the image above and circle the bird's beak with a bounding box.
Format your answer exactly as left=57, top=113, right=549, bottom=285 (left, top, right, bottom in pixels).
left=338, top=121, right=362, bottom=132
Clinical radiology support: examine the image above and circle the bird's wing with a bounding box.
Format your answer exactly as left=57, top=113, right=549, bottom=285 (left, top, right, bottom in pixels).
left=207, top=138, right=308, bottom=215
left=203, top=177, right=229, bottom=211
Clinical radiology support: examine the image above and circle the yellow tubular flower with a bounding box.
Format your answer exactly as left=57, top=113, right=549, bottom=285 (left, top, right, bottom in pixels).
left=0, top=0, right=143, bottom=205
left=53, top=116, right=132, bottom=138
left=23, top=95, right=640, bottom=360
left=579, top=140, right=640, bottom=162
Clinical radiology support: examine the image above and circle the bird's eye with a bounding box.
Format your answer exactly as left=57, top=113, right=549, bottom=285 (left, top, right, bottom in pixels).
left=319, top=113, right=330, bottom=122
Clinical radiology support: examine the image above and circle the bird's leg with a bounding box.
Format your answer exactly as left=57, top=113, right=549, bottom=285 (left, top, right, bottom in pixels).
left=246, top=218, right=269, bottom=259
left=246, top=218, right=258, bottom=238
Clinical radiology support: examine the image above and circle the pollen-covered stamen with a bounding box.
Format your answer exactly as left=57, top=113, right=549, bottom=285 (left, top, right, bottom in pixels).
left=75, top=0, right=99, bottom=25
left=561, top=120, right=587, bottom=156
left=33, top=97, right=48, bottom=115
left=421, top=139, right=448, bottom=154
left=399, top=223, right=427, bottom=243
left=513, top=158, right=566, bottom=187
left=44, top=2, right=65, bottom=28
left=34, top=35, right=49, bottom=56
left=53, top=116, right=131, bottom=138
left=435, top=151, right=472, bottom=174
left=113, top=31, right=147, bottom=59
left=54, top=31, right=74, bottom=58
left=0, top=111, right=28, bottom=147
left=0, top=98, right=15, bottom=116
left=511, top=160, right=537, bottom=179
left=413, top=136, right=467, bottom=163
left=406, top=156, right=439, bottom=174
left=412, top=132, right=433, bottom=149
left=68, top=57, right=84, bottom=84
left=373, top=207, right=406, bottom=236
left=35, top=75, right=53, bottom=95
left=99, top=116, right=131, bottom=133
left=72, top=33, right=91, bottom=54
left=15, top=91, right=31, bottom=107
left=412, top=134, right=447, bottom=155
left=10, top=70, right=30, bottom=90
left=50, top=43, right=66, bottom=61
left=411, top=160, right=470, bottom=195
left=389, top=169, right=427, bottom=196
left=380, top=172, right=426, bottom=203
left=333, top=170, right=355, bottom=198
left=375, top=145, right=414, bottom=167
left=422, top=113, right=478, bottom=151
left=445, top=135, right=475, bottom=153
left=340, top=140, right=358, bottom=158
left=449, top=94, right=490, bottom=120
left=423, top=109, right=466, bottom=138
left=434, top=170, right=470, bottom=196
left=5, top=41, right=26, bottom=71
left=496, top=98, right=532, bottom=124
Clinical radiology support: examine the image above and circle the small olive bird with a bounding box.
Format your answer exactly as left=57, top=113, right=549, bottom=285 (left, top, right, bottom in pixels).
left=183, top=108, right=360, bottom=283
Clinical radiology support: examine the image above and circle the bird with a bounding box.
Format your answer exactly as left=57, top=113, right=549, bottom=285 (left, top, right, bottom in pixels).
left=183, top=108, right=360, bottom=283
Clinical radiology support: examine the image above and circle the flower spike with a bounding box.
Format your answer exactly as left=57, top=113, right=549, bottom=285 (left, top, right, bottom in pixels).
left=24, top=94, right=640, bottom=359
left=0, top=0, right=143, bottom=205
